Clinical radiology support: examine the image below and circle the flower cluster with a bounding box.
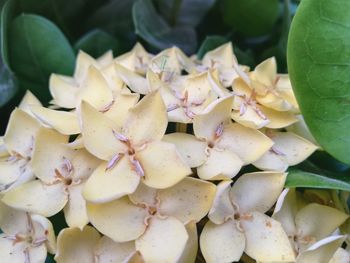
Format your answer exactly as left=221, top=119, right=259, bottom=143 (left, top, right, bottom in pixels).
left=0, top=43, right=348, bottom=262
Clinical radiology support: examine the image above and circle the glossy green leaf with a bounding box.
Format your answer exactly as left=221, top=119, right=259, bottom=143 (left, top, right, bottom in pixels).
left=8, top=14, right=75, bottom=84
left=74, top=29, right=121, bottom=58
left=197, top=35, right=227, bottom=59
left=132, top=0, right=197, bottom=54
left=288, top=0, right=350, bottom=165
left=221, top=0, right=280, bottom=36
left=157, top=0, right=216, bottom=27
left=286, top=169, right=350, bottom=192
left=1, top=0, right=16, bottom=69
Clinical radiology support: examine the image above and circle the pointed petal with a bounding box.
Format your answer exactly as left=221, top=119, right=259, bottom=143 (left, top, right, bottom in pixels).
left=297, top=235, right=346, bottom=263
left=251, top=57, right=276, bottom=86
left=263, top=105, right=298, bottom=129
left=200, top=219, right=245, bottom=263
left=19, top=90, right=42, bottom=113
left=231, top=103, right=270, bottom=129
left=83, top=158, right=140, bottom=203
left=55, top=226, right=100, bottom=263
left=217, top=123, right=273, bottom=164
left=49, top=74, right=78, bottom=108
left=163, top=133, right=207, bottom=167
left=158, top=177, right=216, bottom=223
left=136, top=141, right=191, bottom=189
left=193, top=97, right=233, bottom=140
left=252, top=149, right=288, bottom=172
left=123, top=91, right=167, bottom=145
left=208, top=180, right=235, bottom=224
left=202, top=42, right=235, bottom=69
left=64, top=184, right=88, bottom=229
left=231, top=172, right=286, bottom=214
left=94, top=236, right=136, bottom=263
left=30, top=105, right=80, bottom=135
left=74, top=50, right=100, bottom=82
left=115, top=63, right=149, bottom=94
left=135, top=216, right=188, bottom=263
left=87, top=197, right=148, bottom=242
left=0, top=157, right=28, bottom=191
left=242, top=211, right=295, bottom=262
left=80, top=101, right=126, bottom=160
left=0, top=201, right=28, bottom=235
left=2, top=180, right=68, bottom=217
left=295, top=203, right=349, bottom=243
left=31, top=128, right=72, bottom=184
left=197, top=148, right=243, bottom=180
left=4, top=108, right=40, bottom=157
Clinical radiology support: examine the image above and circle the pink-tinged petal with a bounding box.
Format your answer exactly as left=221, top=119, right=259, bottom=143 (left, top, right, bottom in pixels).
left=158, top=177, right=216, bottom=223
left=136, top=141, right=191, bottom=189
left=200, top=219, right=245, bottom=263
left=123, top=91, right=167, bottom=145
left=87, top=197, right=148, bottom=242
left=64, top=184, right=88, bottom=229
left=242, top=211, right=295, bottom=262
left=197, top=148, right=243, bottom=180
left=83, top=158, right=140, bottom=203
left=231, top=171, right=286, bottom=214
left=2, top=180, right=68, bottom=217
left=208, top=180, right=235, bottom=225
left=79, top=101, right=127, bottom=160
left=55, top=226, right=100, bottom=263
left=135, top=216, right=188, bottom=263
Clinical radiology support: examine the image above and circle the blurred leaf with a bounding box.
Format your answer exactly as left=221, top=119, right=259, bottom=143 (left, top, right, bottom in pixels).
left=8, top=14, right=75, bottom=84
left=1, top=0, right=17, bottom=69
left=286, top=169, right=350, bottom=191
left=197, top=35, right=227, bottom=59
left=74, top=29, right=121, bottom=58
left=310, top=151, right=350, bottom=174
left=221, top=0, right=280, bottom=37
left=0, top=61, right=17, bottom=107
left=234, top=46, right=255, bottom=67
left=132, top=0, right=197, bottom=54
left=157, top=0, right=216, bottom=27
left=45, top=254, right=55, bottom=263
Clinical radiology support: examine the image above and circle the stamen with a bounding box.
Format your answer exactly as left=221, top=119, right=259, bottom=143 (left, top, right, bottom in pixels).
left=215, top=122, right=224, bottom=138
left=239, top=103, right=247, bottom=116
left=112, top=130, right=128, bottom=142
left=131, top=157, right=145, bottom=177
left=106, top=153, right=124, bottom=171
left=99, top=100, right=115, bottom=113
left=62, top=157, right=74, bottom=175
left=270, top=146, right=286, bottom=156
left=167, top=104, right=180, bottom=112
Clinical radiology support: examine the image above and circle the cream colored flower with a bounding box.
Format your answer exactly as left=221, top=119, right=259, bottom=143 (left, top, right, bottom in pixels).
left=200, top=172, right=295, bottom=262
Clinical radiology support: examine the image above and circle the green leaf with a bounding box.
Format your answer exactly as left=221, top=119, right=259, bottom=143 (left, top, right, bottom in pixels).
left=197, top=35, right=227, bottom=59
left=132, top=0, right=197, bottom=54
left=0, top=60, right=17, bottom=107
left=287, top=0, right=350, bottom=165
left=156, top=0, right=216, bottom=27
left=74, top=29, right=121, bottom=58
left=1, top=0, right=17, bottom=69
left=8, top=14, right=75, bottom=84
left=286, top=169, right=350, bottom=192
left=221, top=0, right=280, bottom=37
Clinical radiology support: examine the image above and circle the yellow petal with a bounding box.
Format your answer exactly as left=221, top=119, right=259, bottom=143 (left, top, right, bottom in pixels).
left=263, top=105, right=298, bottom=129
left=178, top=221, right=198, bottom=263
left=69, top=148, right=101, bottom=181
left=115, top=42, right=150, bottom=74
left=297, top=235, right=346, bottom=263
left=4, top=108, right=40, bottom=157
left=0, top=156, right=29, bottom=192
left=31, top=214, right=57, bottom=254
left=31, top=128, right=72, bottom=184
left=200, top=219, right=245, bottom=263
left=83, top=158, right=140, bottom=203
left=252, top=149, right=289, bottom=172
left=251, top=57, right=277, bottom=86
left=0, top=234, right=27, bottom=263
left=123, top=91, right=167, bottom=145
left=64, top=184, right=88, bottom=229
left=217, top=123, right=273, bottom=164
left=208, top=180, right=235, bottom=224
left=0, top=137, right=8, bottom=157
left=2, top=180, right=68, bottom=217
left=286, top=115, right=318, bottom=146
left=231, top=171, right=286, bottom=214
left=129, top=182, right=158, bottom=207
left=231, top=102, right=270, bottom=129
left=136, top=141, right=191, bottom=189
left=74, top=50, right=100, bottom=82
left=135, top=216, right=188, bottom=263
left=193, top=96, right=233, bottom=141
left=97, top=50, right=114, bottom=67
left=329, top=248, right=350, bottom=263
left=197, top=147, right=243, bottom=180
left=158, top=177, right=216, bottom=223
left=94, top=236, right=136, bottom=263
left=30, top=105, right=80, bottom=135
left=19, top=90, right=42, bottom=114
left=55, top=226, right=100, bottom=263
left=163, top=133, right=207, bottom=168
left=115, top=63, right=149, bottom=94
left=78, top=65, right=114, bottom=109
left=49, top=74, right=78, bottom=108
left=87, top=197, right=148, bottom=242
left=0, top=201, right=28, bottom=235
left=295, top=203, right=349, bottom=243
left=207, top=69, right=232, bottom=97
left=242, top=211, right=295, bottom=262
left=202, top=42, right=235, bottom=69
left=80, top=101, right=126, bottom=160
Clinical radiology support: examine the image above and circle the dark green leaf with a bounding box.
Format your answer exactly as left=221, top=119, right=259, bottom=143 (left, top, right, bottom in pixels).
left=45, top=254, right=55, bottom=263
left=8, top=14, right=75, bottom=84
left=287, top=0, right=350, bottom=164
left=74, top=29, right=121, bottom=58
left=157, top=0, right=216, bottom=27
left=197, top=35, right=227, bottom=59
left=234, top=46, right=255, bottom=68
left=221, top=0, right=280, bottom=37
left=132, top=0, right=197, bottom=54
left=310, top=151, right=350, bottom=174
left=0, top=61, right=17, bottom=107
left=1, top=0, right=17, bottom=69
left=286, top=169, right=350, bottom=192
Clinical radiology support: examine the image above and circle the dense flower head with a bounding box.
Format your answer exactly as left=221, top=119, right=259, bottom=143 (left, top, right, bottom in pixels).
left=0, top=42, right=347, bottom=262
